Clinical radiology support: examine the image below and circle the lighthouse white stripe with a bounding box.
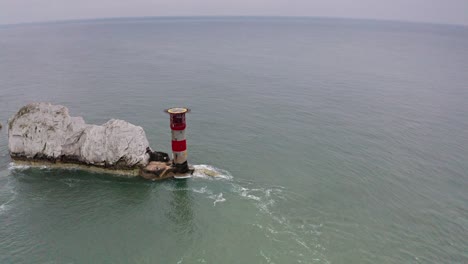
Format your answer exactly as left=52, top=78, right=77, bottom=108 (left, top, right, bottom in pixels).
left=172, top=150, right=187, bottom=164
left=171, top=130, right=186, bottom=141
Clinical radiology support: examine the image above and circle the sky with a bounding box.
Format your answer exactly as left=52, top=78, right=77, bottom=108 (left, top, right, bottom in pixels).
left=0, top=0, right=467, bottom=26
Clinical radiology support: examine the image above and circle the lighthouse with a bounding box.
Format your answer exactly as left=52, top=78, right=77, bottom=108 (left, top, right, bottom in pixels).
left=165, top=107, right=191, bottom=177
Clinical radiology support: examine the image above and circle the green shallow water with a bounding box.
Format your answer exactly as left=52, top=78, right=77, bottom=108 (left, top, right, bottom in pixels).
left=0, top=17, right=467, bottom=263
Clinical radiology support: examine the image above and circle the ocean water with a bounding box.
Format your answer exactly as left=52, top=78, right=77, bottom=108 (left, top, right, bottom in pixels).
left=0, top=17, right=467, bottom=263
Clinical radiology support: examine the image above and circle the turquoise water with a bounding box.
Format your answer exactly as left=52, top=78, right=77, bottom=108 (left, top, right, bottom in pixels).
left=0, top=17, right=467, bottom=263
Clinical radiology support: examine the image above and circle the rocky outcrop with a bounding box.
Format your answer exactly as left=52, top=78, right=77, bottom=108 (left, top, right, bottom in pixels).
left=8, top=103, right=150, bottom=169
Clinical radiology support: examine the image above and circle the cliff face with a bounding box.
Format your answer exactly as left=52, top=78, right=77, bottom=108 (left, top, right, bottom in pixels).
left=8, top=103, right=150, bottom=168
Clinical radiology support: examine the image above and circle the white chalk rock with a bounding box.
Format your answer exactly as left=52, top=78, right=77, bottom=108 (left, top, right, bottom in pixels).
left=78, top=119, right=150, bottom=167
left=8, top=103, right=150, bottom=168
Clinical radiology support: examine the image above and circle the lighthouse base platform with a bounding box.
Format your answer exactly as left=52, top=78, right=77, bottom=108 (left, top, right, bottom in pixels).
left=140, top=161, right=194, bottom=180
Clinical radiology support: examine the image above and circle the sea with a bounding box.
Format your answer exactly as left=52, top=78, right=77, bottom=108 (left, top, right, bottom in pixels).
left=0, top=17, right=467, bottom=263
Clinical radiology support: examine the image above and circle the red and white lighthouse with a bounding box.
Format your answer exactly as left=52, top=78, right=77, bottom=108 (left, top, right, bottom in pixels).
left=165, top=107, right=191, bottom=175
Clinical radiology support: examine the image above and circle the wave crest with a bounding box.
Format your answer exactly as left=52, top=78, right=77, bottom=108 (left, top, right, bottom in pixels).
left=192, top=164, right=232, bottom=180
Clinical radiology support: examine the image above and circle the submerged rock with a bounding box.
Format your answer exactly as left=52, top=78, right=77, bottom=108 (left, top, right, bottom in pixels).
left=8, top=103, right=150, bottom=169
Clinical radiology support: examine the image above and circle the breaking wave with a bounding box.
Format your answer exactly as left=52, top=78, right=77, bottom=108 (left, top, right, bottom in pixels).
left=8, top=162, right=49, bottom=171
left=192, top=164, right=233, bottom=180
left=8, top=162, right=30, bottom=170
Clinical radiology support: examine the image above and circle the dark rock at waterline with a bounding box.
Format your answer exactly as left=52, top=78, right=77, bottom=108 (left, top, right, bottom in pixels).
left=147, top=149, right=170, bottom=162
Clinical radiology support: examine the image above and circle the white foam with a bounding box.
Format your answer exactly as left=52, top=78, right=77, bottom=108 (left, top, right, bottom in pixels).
left=0, top=187, right=17, bottom=215
left=231, top=185, right=280, bottom=205
left=260, top=250, right=272, bottom=263
left=192, top=164, right=232, bottom=180
left=238, top=187, right=261, bottom=201
left=208, top=193, right=226, bottom=206
left=0, top=203, right=11, bottom=214
left=8, top=162, right=30, bottom=170
left=192, top=186, right=208, bottom=194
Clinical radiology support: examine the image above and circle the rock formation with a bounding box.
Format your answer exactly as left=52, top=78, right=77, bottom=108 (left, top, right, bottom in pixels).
left=8, top=103, right=150, bottom=170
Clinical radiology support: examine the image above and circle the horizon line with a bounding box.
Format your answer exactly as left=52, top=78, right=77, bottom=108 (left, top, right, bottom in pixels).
left=1, top=15, right=467, bottom=28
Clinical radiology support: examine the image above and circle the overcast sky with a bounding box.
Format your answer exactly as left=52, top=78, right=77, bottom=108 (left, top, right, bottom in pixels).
left=1, top=0, right=467, bottom=26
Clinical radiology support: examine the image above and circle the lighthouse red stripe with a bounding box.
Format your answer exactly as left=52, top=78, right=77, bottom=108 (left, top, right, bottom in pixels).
left=171, top=124, right=186, bottom=131
left=172, top=140, right=187, bottom=152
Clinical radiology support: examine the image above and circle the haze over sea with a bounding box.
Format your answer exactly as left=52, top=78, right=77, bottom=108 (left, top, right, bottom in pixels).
left=0, top=17, right=467, bottom=263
